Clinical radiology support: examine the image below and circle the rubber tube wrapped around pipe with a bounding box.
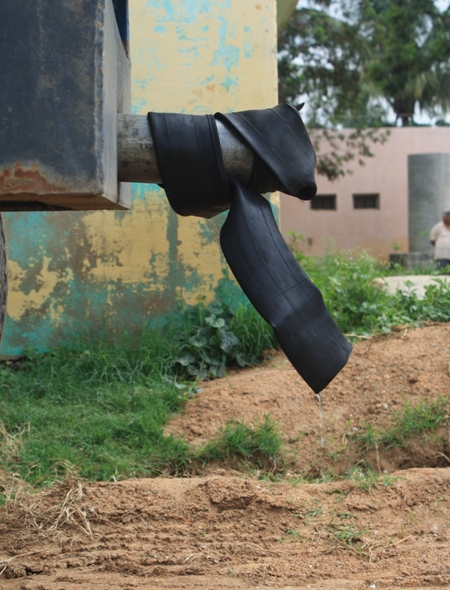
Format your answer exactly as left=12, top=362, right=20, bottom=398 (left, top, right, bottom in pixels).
left=148, top=104, right=352, bottom=392
left=117, top=114, right=254, bottom=187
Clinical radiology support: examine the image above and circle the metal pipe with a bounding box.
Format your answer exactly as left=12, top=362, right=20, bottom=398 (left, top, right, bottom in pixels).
left=117, top=114, right=253, bottom=185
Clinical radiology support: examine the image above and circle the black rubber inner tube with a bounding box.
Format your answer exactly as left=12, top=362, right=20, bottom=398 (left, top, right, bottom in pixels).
left=148, top=104, right=352, bottom=393
left=221, top=178, right=352, bottom=393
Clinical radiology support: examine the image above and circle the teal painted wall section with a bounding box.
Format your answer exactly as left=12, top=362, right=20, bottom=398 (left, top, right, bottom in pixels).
left=0, top=0, right=278, bottom=356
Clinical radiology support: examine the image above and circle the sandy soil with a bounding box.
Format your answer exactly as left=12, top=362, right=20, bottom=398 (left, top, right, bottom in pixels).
left=1, top=323, right=450, bottom=589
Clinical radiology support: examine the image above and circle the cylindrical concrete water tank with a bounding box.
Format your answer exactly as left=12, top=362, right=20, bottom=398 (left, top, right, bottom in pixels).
left=408, top=153, right=450, bottom=253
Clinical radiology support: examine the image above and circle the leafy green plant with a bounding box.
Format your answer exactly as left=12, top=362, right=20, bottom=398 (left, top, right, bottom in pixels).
left=288, top=239, right=450, bottom=337
left=168, top=298, right=276, bottom=381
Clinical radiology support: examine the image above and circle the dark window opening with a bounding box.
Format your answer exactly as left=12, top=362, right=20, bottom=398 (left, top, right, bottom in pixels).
left=353, top=193, right=380, bottom=209
left=310, top=194, right=336, bottom=210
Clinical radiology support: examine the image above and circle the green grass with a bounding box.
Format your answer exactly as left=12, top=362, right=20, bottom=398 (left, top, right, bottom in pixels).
left=353, top=397, right=450, bottom=452
left=347, top=467, right=399, bottom=490
left=0, top=295, right=279, bottom=492
left=196, top=415, right=283, bottom=470
left=0, top=369, right=191, bottom=483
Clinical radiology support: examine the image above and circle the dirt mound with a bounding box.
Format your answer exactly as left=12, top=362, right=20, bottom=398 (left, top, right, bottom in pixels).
left=1, top=323, right=450, bottom=589
left=167, top=323, right=450, bottom=475
left=1, top=470, right=450, bottom=588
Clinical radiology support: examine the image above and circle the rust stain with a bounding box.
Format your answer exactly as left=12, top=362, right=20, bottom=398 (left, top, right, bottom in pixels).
left=206, top=84, right=216, bottom=92
left=0, top=163, right=67, bottom=195
left=255, top=4, right=262, bottom=9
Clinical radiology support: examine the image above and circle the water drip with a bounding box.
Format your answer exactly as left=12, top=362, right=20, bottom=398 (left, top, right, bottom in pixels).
left=316, top=393, right=325, bottom=448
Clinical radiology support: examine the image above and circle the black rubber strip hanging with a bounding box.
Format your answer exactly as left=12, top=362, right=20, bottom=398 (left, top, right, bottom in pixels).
left=148, top=104, right=352, bottom=393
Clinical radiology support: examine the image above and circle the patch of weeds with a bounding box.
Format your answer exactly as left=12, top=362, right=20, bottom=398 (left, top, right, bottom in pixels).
left=281, top=528, right=303, bottom=542
left=383, top=397, right=450, bottom=447
left=325, top=445, right=348, bottom=462
left=303, top=506, right=324, bottom=525
left=287, top=431, right=309, bottom=444
left=405, top=511, right=419, bottom=525
left=328, top=509, right=357, bottom=530
left=196, top=415, right=284, bottom=472
left=328, top=523, right=369, bottom=548
left=379, top=473, right=400, bottom=487
left=283, top=472, right=312, bottom=484
left=328, top=488, right=348, bottom=501
left=348, top=467, right=382, bottom=491
left=288, top=239, right=450, bottom=337
left=315, top=469, right=338, bottom=484
left=0, top=422, right=33, bottom=507
left=0, top=421, right=29, bottom=468
left=354, top=397, right=450, bottom=452
left=348, top=467, right=398, bottom=491
left=306, top=506, right=323, bottom=518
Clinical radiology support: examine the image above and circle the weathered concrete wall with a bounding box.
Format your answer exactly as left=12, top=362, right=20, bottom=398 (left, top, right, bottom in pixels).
left=0, top=0, right=278, bottom=355
left=280, top=127, right=450, bottom=260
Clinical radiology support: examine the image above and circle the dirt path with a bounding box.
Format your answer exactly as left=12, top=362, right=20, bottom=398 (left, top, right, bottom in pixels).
left=1, top=324, right=450, bottom=589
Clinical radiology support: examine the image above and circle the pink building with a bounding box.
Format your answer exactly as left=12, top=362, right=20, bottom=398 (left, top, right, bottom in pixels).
left=280, top=127, right=450, bottom=260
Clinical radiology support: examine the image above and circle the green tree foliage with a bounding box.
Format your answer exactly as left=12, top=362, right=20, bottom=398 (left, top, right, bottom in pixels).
left=279, top=2, right=374, bottom=127
left=279, top=0, right=450, bottom=177
left=362, top=0, right=450, bottom=126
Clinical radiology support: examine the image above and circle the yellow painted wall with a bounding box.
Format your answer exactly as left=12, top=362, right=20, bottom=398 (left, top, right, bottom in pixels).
left=1, top=0, right=279, bottom=354
left=129, top=0, right=278, bottom=305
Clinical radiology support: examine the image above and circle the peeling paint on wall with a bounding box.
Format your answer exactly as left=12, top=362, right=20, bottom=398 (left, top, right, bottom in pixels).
left=0, top=0, right=278, bottom=356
